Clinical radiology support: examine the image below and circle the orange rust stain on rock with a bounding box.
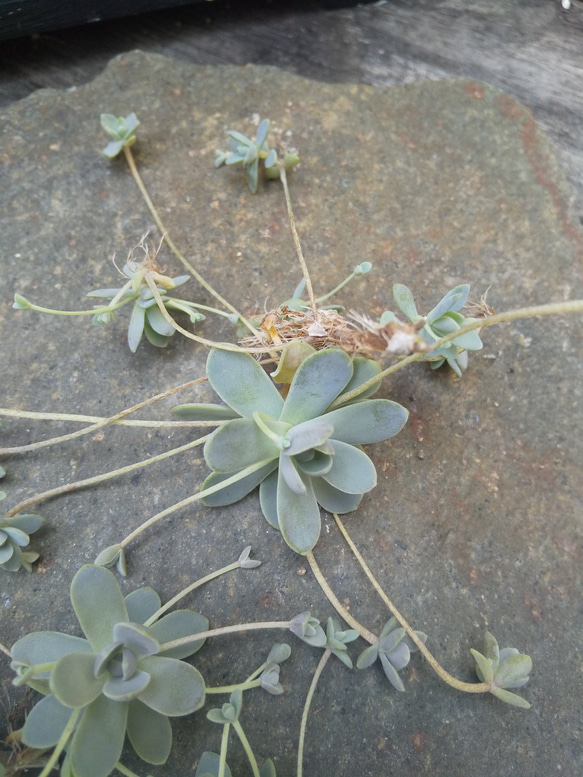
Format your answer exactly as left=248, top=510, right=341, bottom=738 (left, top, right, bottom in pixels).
left=464, top=82, right=484, bottom=100
left=496, top=93, right=583, bottom=270
left=411, top=731, right=428, bottom=751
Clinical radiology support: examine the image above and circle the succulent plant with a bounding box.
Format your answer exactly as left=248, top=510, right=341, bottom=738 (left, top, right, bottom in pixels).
left=471, top=631, right=532, bottom=708
left=214, top=118, right=299, bottom=193
left=88, top=261, right=204, bottom=353
left=381, top=283, right=483, bottom=376
left=0, top=512, right=43, bottom=572
left=356, top=617, right=427, bottom=691
left=173, top=347, right=408, bottom=554
left=11, top=565, right=207, bottom=777
left=324, top=617, right=359, bottom=668
left=100, top=113, right=140, bottom=158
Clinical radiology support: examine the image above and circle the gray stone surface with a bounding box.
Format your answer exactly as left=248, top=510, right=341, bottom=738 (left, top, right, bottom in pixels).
left=1, top=52, right=582, bottom=776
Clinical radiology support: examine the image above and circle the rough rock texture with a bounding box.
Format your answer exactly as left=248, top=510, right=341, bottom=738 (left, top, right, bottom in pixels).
left=1, top=52, right=582, bottom=777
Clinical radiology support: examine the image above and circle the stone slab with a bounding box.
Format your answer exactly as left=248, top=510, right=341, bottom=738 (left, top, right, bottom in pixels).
left=1, top=52, right=582, bottom=777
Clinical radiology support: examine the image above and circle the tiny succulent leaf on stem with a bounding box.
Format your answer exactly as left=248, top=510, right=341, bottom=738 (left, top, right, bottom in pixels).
left=0, top=513, right=43, bottom=572
left=471, top=631, right=532, bottom=708
left=356, top=617, right=427, bottom=692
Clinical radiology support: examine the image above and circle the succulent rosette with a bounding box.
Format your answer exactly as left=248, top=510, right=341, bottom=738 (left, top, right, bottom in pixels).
left=10, top=565, right=207, bottom=777
left=0, top=512, right=43, bottom=572
left=174, top=347, right=408, bottom=554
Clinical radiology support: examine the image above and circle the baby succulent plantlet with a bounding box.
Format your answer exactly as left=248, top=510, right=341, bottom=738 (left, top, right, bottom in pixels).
left=88, top=257, right=203, bottom=352
left=0, top=512, right=43, bottom=572
left=381, top=283, right=484, bottom=376
left=215, top=118, right=299, bottom=193
left=471, top=631, right=532, bottom=708
left=173, top=347, right=408, bottom=554
left=356, top=617, right=427, bottom=691
left=11, top=565, right=207, bottom=777
left=101, top=113, right=140, bottom=158
left=323, top=617, right=359, bottom=668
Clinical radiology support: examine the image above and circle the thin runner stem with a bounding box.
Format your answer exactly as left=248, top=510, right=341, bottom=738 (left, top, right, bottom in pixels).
left=297, top=649, right=331, bottom=777
left=333, top=514, right=489, bottom=694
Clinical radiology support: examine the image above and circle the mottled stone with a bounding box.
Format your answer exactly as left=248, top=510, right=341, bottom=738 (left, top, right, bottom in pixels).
left=0, top=52, right=582, bottom=777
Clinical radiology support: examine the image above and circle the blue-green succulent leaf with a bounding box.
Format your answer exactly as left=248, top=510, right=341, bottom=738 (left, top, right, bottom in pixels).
left=379, top=653, right=406, bottom=692
left=127, top=302, right=146, bottom=352
left=195, top=752, right=233, bottom=777
left=385, top=641, right=411, bottom=671
left=103, top=669, right=151, bottom=702
left=207, top=349, right=284, bottom=419
left=277, top=468, right=321, bottom=554
left=335, top=357, right=382, bottom=403
left=259, top=469, right=279, bottom=529
left=312, top=478, right=363, bottom=514
left=172, top=403, right=239, bottom=422
left=322, top=440, right=376, bottom=494
left=5, top=514, right=43, bottom=534
left=247, top=157, right=259, bottom=193
left=256, top=118, right=270, bottom=148
left=144, top=318, right=170, bottom=348
left=393, top=284, right=420, bottom=321
left=201, top=462, right=278, bottom=507
left=294, top=449, right=333, bottom=477
left=205, top=418, right=279, bottom=473
left=51, top=652, right=105, bottom=708
left=70, top=565, right=129, bottom=651
left=150, top=610, right=209, bottom=659
left=21, top=694, right=74, bottom=748
left=70, top=695, right=128, bottom=777
left=11, top=631, right=92, bottom=690
left=126, top=699, right=172, bottom=764
left=489, top=686, right=531, bottom=708
left=427, top=284, right=470, bottom=322
left=146, top=305, right=176, bottom=336
left=285, top=420, right=334, bottom=456
left=321, top=399, right=408, bottom=444
left=280, top=349, right=353, bottom=425
left=470, top=649, right=495, bottom=684
left=356, top=643, right=379, bottom=670
left=137, top=656, right=205, bottom=716
left=279, top=454, right=307, bottom=495
left=124, top=588, right=162, bottom=624
left=265, top=148, right=278, bottom=168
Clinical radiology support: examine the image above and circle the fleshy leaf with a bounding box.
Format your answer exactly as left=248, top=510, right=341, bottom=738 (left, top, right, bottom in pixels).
left=259, top=469, right=280, bottom=529
left=356, top=643, right=379, bottom=670
left=126, top=699, right=172, bottom=764
left=70, top=565, right=129, bottom=651
left=172, top=403, right=239, bottom=422
left=127, top=302, right=145, bottom=352
left=379, top=652, right=406, bottom=692
left=150, top=610, right=209, bottom=659
left=393, top=284, right=420, bottom=321
left=312, top=478, right=363, bottom=514
left=280, top=349, right=353, bottom=425
left=335, top=357, right=382, bottom=403
left=137, top=656, right=205, bottom=716
left=320, top=399, right=408, bottom=444
left=489, top=686, right=531, bottom=708
left=470, top=648, right=494, bottom=684
left=102, top=669, right=151, bottom=701
left=201, top=462, right=278, bottom=507
left=69, top=695, right=128, bottom=777
left=277, top=468, right=321, bottom=554
left=21, top=694, right=74, bottom=748
left=51, top=652, right=105, bottom=708
left=321, top=441, right=376, bottom=494
left=207, top=349, right=283, bottom=419
left=195, top=752, right=233, bottom=777
left=125, top=587, right=162, bottom=624
left=205, top=418, right=279, bottom=473
left=426, top=284, right=470, bottom=321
